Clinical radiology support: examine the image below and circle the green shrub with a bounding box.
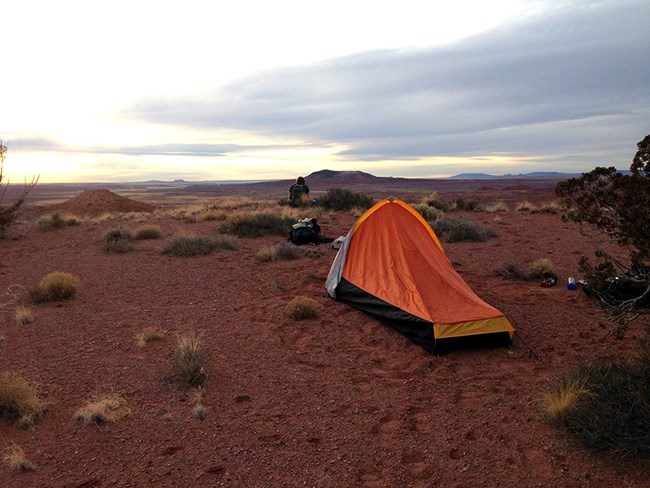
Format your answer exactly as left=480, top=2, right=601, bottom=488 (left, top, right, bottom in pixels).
left=543, top=350, right=650, bottom=457
left=0, top=371, right=47, bottom=427
left=317, top=188, right=374, bottom=211
left=38, top=271, right=80, bottom=301
left=220, top=213, right=294, bottom=237
left=411, top=203, right=444, bottom=222
left=454, top=197, right=480, bottom=211
left=38, top=212, right=78, bottom=231
left=432, top=217, right=498, bottom=242
left=421, top=192, right=450, bottom=211
left=287, top=296, right=321, bottom=320
left=161, top=235, right=217, bottom=256
left=134, top=224, right=162, bottom=240
left=102, top=228, right=134, bottom=253
left=527, top=258, right=557, bottom=279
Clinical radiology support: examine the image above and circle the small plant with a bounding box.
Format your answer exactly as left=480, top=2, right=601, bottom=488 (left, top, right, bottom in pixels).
left=527, top=258, right=557, bottom=280
left=197, top=210, right=227, bottom=222
left=171, top=334, right=207, bottom=387
left=74, top=393, right=131, bottom=425
left=136, top=327, right=166, bottom=347
left=161, top=235, right=217, bottom=256
left=0, top=371, right=47, bottom=427
left=453, top=197, right=480, bottom=211
left=421, top=192, right=450, bottom=211
left=15, top=306, right=33, bottom=325
left=134, top=224, right=162, bottom=240
left=287, top=296, right=321, bottom=320
left=514, top=201, right=536, bottom=212
left=531, top=201, right=562, bottom=214
left=411, top=203, right=444, bottom=222
left=219, top=213, right=294, bottom=237
left=484, top=201, right=508, bottom=213
left=543, top=350, right=650, bottom=457
left=213, top=234, right=240, bottom=251
left=275, top=242, right=303, bottom=260
left=3, top=442, right=36, bottom=472
left=256, top=246, right=277, bottom=262
left=37, top=271, right=80, bottom=301
left=37, top=212, right=78, bottom=231
left=191, top=389, right=207, bottom=420
left=493, top=263, right=529, bottom=280
left=317, top=188, right=374, bottom=211
left=432, top=217, right=498, bottom=243
left=102, top=228, right=134, bottom=253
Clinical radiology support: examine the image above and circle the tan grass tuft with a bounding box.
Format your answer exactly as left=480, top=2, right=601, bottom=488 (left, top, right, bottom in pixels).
left=74, top=393, right=131, bottom=425
left=543, top=381, right=589, bottom=421
left=256, top=246, right=277, bottom=262
left=0, top=371, right=47, bottom=427
left=136, top=327, right=166, bottom=347
left=484, top=201, right=509, bottom=213
left=38, top=271, right=80, bottom=301
left=3, top=442, right=36, bottom=472
left=15, top=306, right=33, bottom=325
left=172, top=334, right=207, bottom=387
left=134, top=224, right=163, bottom=240
left=287, top=296, right=321, bottom=320
left=527, top=258, right=557, bottom=279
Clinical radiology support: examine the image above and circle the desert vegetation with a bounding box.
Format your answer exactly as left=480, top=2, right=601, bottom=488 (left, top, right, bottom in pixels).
left=38, top=212, right=78, bottom=231
left=133, top=224, right=163, bottom=240
left=161, top=235, right=217, bottom=256
left=0, top=141, right=39, bottom=238
left=432, top=217, right=498, bottom=242
left=0, top=371, right=47, bottom=428
left=30, top=271, right=80, bottom=302
left=136, top=327, right=166, bottom=347
left=286, top=296, right=321, bottom=320
left=102, top=228, right=134, bottom=253
left=317, top=188, right=374, bottom=211
left=74, top=393, right=131, bottom=425
left=3, top=443, right=36, bottom=472
left=220, top=212, right=294, bottom=237
left=169, top=333, right=207, bottom=388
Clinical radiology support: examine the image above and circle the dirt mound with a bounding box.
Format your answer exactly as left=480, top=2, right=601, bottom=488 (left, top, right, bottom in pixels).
left=45, top=189, right=156, bottom=216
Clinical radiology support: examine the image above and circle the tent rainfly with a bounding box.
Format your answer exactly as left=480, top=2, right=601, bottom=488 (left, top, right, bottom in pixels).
left=326, top=198, right=515, bottom=352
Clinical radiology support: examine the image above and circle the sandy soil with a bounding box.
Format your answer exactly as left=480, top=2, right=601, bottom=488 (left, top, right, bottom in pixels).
left=1, top=188, right=649, bottom=487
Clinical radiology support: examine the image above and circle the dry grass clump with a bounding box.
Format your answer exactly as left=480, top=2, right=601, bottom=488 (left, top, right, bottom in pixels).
left=484, top=201, right=509, bottom=213
left=531, top=201, right=563, bottom=214
left=493, top=263, right=529, bottom=280
left=527, top=258, right=557, bottom=279
left=432, top=217, right=498, bottom=243
left=256, top=246, right=277, bottom=263
left=171, top=334, right=207, bottom=387
left=3, top=442, right=36, bottom=472
left=134, top=224, right=163, bottom=240
left=213, top=234, right=240, bottom=251
left=197, top=209, right=227, bottom=222
left=275, top=241, right=303, bottom=260
left=38, top=212, right=78, bottom=231
left=161, top=235, right=217, bottom=256
left=514, top=201, right=537, bottom=212
left=0, top=371, right=47, bottom=427
left=102, top=228, right=134, bottom=253
left=543, top=350, right=650, bottom=457
left=15, top=306, right=33, bottom=325
left=452, top=197, right=481, bottom=211
left=287, top=296, right=321, bottom=320
left=220, top=213, right=294, bottom=238
left=136, top=327, right=166, bottom=347
left=35, top=271, right=80, bottom=301
left=74, top=393, right=131, bottom=425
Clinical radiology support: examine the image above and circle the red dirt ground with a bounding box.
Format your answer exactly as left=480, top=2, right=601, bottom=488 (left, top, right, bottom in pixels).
left=1, top=187, right=649, bottom=487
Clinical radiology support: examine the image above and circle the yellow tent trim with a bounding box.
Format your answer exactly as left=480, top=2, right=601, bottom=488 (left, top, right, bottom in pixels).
left=434, top=316, right=515, bottom=340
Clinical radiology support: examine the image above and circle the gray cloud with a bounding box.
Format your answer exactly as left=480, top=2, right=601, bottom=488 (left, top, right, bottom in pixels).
left=130, top=0, right=650, bottom=171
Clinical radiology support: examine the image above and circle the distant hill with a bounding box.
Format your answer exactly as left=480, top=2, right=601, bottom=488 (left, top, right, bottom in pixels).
left=451, top=171, right=581, bottom=179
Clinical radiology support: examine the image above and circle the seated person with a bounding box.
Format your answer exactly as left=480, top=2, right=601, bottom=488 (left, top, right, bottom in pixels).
left=288, top=176, right=310, bottom=206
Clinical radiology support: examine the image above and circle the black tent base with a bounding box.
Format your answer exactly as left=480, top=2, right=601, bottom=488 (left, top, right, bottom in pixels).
left=433, top=331, right=513, bottom=355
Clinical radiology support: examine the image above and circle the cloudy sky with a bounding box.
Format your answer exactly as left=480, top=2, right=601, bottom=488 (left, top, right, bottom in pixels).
left=2, top=0, right=649, bottom=182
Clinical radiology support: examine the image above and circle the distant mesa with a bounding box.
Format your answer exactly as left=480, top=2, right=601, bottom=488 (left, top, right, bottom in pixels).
left=306, top=169, right=380, bottom=184
left=44, top=189, right=156, bottom=216
left=451, top=171, right=581, bottom=179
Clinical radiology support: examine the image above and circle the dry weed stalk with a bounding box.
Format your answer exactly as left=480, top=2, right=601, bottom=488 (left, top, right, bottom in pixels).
left=74, top=393, right=131, bottom=425
left=3, top=442, right=36, bottom=472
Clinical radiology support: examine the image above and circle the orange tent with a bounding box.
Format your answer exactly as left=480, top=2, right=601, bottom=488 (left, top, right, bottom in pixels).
left=326, top=198, right=514, bottom=352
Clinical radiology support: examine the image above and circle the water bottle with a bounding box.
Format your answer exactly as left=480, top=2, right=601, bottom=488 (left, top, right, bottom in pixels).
left=567, top=277, right=576, bottom=290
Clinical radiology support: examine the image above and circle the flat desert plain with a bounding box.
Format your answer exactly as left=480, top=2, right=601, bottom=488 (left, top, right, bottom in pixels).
left=1, top=177, right=648, bottom=487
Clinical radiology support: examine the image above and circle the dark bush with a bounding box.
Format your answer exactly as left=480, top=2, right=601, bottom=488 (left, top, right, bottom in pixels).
left=161, top=235, right=217, bottom=256
left=432, top=217, right=497, bottom=243
left=102, top=228, right=134, bottom=253
left=220, top=213, right=294, bottom=237
left=317, top=188, right=374, bottom=211
left=544, top=349, right=650, bottom=457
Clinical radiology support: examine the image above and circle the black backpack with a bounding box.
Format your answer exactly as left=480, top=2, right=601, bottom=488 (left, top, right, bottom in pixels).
left=289, top=218, right=321, bottom=245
